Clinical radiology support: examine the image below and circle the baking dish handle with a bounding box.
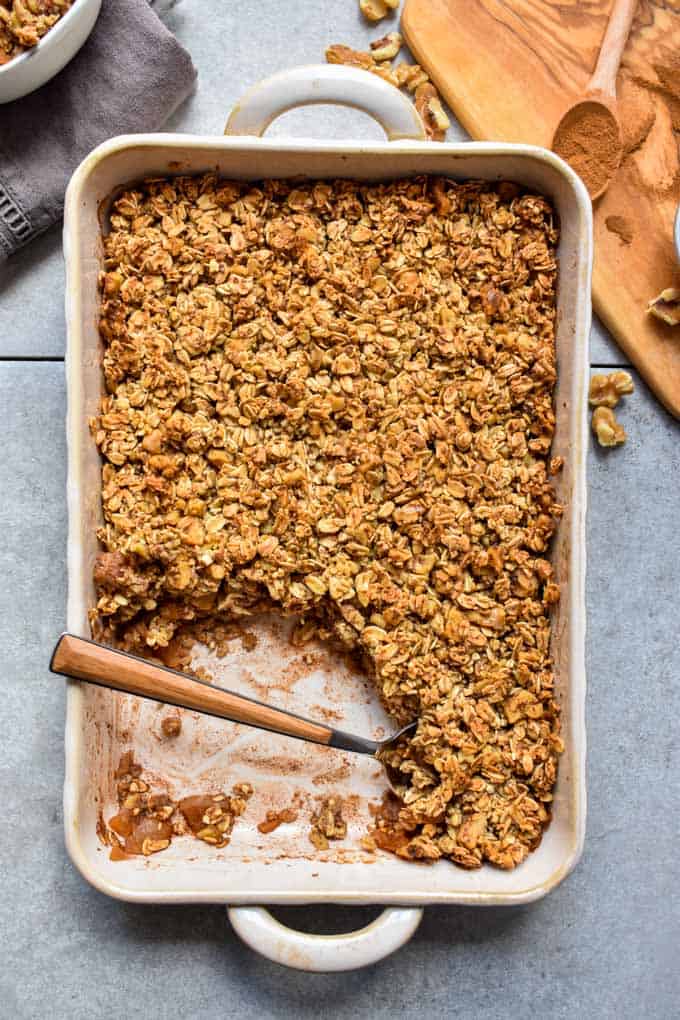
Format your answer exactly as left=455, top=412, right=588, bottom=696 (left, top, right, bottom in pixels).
left=227, top=905, right=423, bottom=972
left=224, top=64, right=425, bottom=141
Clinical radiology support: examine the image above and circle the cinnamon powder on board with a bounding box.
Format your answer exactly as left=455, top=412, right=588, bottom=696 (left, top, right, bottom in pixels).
left=552, top=102, right=621, bottom=198
left=605, top=215, right=634, bottom=244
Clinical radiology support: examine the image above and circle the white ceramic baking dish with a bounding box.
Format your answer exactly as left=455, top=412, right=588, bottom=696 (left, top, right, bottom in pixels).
left=62, top=65, right=592, bottom=972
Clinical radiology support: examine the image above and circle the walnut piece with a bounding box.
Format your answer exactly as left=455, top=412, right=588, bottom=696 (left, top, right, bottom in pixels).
left=325, top=43, right=374, bottom=71
left=309, top=796, right=347, bottom=850
left=360, top=0, right=398, bottom=16
left=323, top=38, right=446, bottom=143
left=394, top=62, right=430, bottom=92
left=648, top=287, right=680, bottom=326
left=370, top=31, right=402, bottom=62
left=588, top=371, right=634, bottom=408
left=359, top=0, right=389, bottom=21
left=414, top=82, right=450, bottom=141
left=592, top=406, right=627, bottom=447
left=161, top=714, right=182, bottom=738
left=94, top=174, right=562, bottom=872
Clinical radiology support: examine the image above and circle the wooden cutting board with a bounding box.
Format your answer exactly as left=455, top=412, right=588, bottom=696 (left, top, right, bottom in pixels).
left=402, top=0, right=680, bottom=417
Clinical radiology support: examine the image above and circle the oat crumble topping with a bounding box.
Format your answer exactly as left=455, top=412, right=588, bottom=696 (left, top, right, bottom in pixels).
left=93, top=173, right=563, bottom=870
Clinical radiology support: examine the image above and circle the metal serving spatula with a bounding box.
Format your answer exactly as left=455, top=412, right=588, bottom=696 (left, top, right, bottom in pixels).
left=50, top=633, right=416, bottom=761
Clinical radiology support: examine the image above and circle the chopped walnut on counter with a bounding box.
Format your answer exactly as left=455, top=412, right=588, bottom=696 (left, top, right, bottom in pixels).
left=589, top=371, right=633, bottom=449
left=414, top=82, right=450, bottom=141
left=589, top=371, right=634, bottom=408
left=592, top=406, right=627, bottom=448
left=309, top=796, right=347, bottom=850
left=359, top=0, right=398, bottom=21
left=325, top=42, right=375, bottom=71
left=0, top=0, right=73, bottom=64
left=325, top=31, right=449, bottom=141
left=93, top=174, right=562, bottom=871
left=359, top=0, right=387, bottom=21
left=648, top=287, right=680, bottom=327
left=394, top=62, right=429, bottom=91
left=370, top=31, right=402, bottom=61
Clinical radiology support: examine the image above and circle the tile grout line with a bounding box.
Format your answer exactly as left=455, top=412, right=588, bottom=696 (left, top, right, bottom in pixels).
left=0, top=356, right=64, bottom=362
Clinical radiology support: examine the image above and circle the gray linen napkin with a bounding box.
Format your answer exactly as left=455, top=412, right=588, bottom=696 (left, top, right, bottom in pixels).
left=0, top=0, right=196, bottom=261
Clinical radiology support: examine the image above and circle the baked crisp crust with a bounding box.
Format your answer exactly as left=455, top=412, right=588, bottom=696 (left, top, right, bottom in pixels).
left=93, top=173, right=563, bottom=870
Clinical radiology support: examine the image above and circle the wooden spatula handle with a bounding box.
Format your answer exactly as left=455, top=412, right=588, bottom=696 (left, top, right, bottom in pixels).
left=588, top=0, right=637, bottom=98
left=50, top=633, right=333, bottom=746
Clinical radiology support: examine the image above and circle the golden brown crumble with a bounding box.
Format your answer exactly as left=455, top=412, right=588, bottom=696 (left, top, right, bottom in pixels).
left=0, top=0, right=73, bottom=64
left=93, top=173, right=563, bottom=870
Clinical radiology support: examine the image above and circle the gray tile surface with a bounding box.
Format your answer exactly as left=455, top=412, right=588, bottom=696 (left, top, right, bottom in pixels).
left=0, top=0, right=627, bottom=364
left=1, top=359, right=678, bottom=1018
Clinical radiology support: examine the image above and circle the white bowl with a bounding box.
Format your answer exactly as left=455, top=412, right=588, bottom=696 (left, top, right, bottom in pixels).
left=0, top=0, right=101, bottom=104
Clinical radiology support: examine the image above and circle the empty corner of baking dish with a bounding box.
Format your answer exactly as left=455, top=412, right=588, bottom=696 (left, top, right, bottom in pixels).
left=514, top=813, right=587, bottom=905
left=62, top=799, right=161, bottom=905
left=61, top=685, right=140, bottom=904
left=527, top=845, right=586, bottom=905
left=62, top=822, right=123, bottom=903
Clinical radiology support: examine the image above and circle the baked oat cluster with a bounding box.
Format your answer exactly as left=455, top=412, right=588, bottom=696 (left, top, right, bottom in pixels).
left=0, top=0, right=73, bottom=63
left=93, top=173, right=563, bottom=871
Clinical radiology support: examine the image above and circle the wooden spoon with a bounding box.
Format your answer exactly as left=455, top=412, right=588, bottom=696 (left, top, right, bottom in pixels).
left=552, top=0, right=637, bottom=200
left=50, top=633, right=416, bottom=775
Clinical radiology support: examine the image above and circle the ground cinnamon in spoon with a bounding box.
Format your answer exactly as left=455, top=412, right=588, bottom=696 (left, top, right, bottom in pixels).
left=553, top=102, right=621, bottom=198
